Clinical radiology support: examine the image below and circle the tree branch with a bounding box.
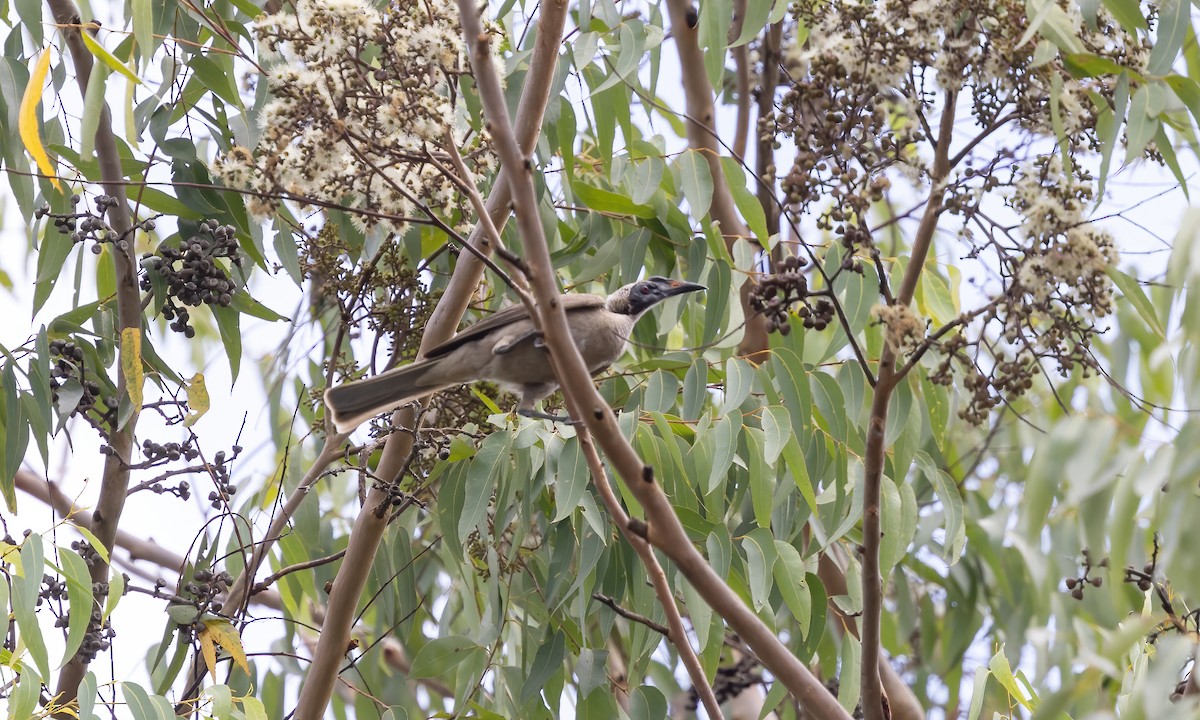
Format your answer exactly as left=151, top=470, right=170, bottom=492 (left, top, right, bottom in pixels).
left=456, top=5, right=850, bottom=718
left=576, top=425, right=723, bottom=720
left=291, top=3, right=568, bottom=716
left=44, top=3, right=146, bottom=707
left=860, top=88, right=957, bottom=720
left=663, top=0, right=770, bottom=359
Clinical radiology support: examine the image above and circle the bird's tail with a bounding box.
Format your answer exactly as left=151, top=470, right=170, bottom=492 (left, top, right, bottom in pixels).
left=324, top=358, right=450, bottom=433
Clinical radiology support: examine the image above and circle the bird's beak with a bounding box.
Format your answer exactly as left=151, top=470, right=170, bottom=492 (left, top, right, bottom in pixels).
left=664, top=280, right=706, bottom=297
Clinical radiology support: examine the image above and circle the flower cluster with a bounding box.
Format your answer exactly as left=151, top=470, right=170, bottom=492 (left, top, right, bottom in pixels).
left=213, top=0, right=496, bottom=236
left=768, top=0, right=1143, bottom=424
left=871, top=303, right=924, bottom=355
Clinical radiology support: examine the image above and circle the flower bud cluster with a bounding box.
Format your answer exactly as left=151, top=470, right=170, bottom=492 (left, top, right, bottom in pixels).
left=213, top=0, right=496, bottom=237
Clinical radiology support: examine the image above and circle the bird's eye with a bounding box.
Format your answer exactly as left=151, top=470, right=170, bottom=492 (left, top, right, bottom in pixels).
left=641, top=286, right=651, bottom=294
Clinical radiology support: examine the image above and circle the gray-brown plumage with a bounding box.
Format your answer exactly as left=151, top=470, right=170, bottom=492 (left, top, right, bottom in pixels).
left=324, top=276, right=705, bottom=431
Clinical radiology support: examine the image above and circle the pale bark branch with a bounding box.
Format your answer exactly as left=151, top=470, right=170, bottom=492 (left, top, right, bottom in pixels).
left=292, top=4, right=568, bottom=716
left=456, top=4, right=850, bottom=718
left=45, top=2, right=145, bottom=708
left=860, top=88, right=957, bottom=720
left=575, top=427, right=724, bottom=720
left=663, top=0, right=770, bottom=358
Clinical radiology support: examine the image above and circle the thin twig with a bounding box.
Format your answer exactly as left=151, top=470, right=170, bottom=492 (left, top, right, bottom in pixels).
left=592, top=592, right=670, bottom=635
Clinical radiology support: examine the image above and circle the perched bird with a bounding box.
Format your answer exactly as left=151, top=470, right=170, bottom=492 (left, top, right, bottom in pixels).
left=325, top=276, right=705, bottom=431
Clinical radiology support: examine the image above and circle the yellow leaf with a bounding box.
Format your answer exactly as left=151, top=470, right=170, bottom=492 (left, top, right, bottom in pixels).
left=183, top=373, right=209, bottom=427
left=197, top=625, right=218, bottom=681
left=120, top=328, right=144, bottom=413
left=201, top=618, right=250, bottom=676
left=18, top=50, right=61, bottom=190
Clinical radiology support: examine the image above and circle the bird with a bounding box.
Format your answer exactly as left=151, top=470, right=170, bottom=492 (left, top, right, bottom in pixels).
left=324, top=276, right=706, bottom=432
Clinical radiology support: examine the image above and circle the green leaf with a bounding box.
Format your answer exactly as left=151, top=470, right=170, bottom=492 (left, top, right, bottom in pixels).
left=838, top=633, right=862, bottom=713
left=1020, top=0, right=1085, bottom=54
left=1, top=359, right=26, bottom=511
left=552, top=437, right=589, bottom=522
left=188, top=55, right=241, bottom=108
left=74, top=525, right=111, bottom=564
left=132, top=0, right=154, bottom=64
left=706, top=412, right=741, bottom=493
left=105, top=567, right=125, bottom=621
left=211, top=305, right=242, bottom=382
left=916, top=452, right=965, bottom=562
left=746, top=428, right=774, bottom=527
left=410, top=636, right=482, bottom=679
left=731, top=0, right=774, bottom=46
left=570, top=180, right=657, bottom=219
left=9, top=665, right=40, bottom=720
left=228, top=291, right=289, bottom=322
left=1063, top=52, right=1128, bottom=78
left=1101, top=0, right=1148, bottom=33
left=80, top=30, right=142, bottom=84
left=673, top=149, right=714, bottom=220
left=77, top=672, right=101, bottom=720
left=58, top=548, right=94, bottom=666
left=1107, top=266, right=1164, bottom=338
left=14, top=535, right=50, bottom=679
left=79, top=64, right=108, bottom=162
left=742, top=527, right=777, bottom=612
left=33, top=237, right=74, bottom=315
left=460, top=433, right=510, bottom=542
left=1147, top=0, right=1188, bottom=75
left=681, top=356, right=708, bottom=421
left=121, top=682, right=176, bottom=720
left=988, top=647, right=1032, bottom=710
left=630, top=686, right=668, bottom=720
left=760, top=405, right=791, bottom=465
left=773, top=540, right=812, bottom=635
left=520, top=631, right=565, bottom=705
left=1124, top=85, right=1157, bottom=162
left=720, top=156, right=769, bottom=243
left=719, top=357, right=753, bottom=415
left=697, top=0, right=732, bottom=85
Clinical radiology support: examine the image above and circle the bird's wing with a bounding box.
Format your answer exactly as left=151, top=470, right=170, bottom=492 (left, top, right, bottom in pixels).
left=424, top=293, right=607, bottom=358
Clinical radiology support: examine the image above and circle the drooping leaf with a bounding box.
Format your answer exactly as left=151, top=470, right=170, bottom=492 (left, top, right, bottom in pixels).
left=19, top=49, right=61, bottom=190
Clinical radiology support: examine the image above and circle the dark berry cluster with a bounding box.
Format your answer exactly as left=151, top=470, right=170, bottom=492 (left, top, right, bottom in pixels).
left=140, top=220, right=243, bottom=337
left=76, top=611, right=116, bottom=663
left=1063, top=547, right=1109, bottom=601
left=46, top=570, right=120, bottom=663
left=69, top=539, right=104, bottom=567
left=48, top=339, right=113, bottom=420
left=35, top=194, right=153, bottom=255
left=141, top=438, right=200, bottom=463
left=39, top=573, right=68, bottom=605
left=1125, top=561, right=1156, bottom=593
left=205, top=448, right=240, bottom=509
left=747, top=255, right=835, bottom=334
left=181, top=568, right=235, bottom=614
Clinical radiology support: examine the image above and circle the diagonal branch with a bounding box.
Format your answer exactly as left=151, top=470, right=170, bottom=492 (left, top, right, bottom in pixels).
left=456, top=4, right=851, bottom=718
left=573, top=423, right=724, bottom=720
left=291, top=3, right=569, bottom=717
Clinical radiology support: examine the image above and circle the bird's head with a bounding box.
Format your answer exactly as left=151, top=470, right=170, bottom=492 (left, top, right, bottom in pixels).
left=607, top=276, right=706, bottom=316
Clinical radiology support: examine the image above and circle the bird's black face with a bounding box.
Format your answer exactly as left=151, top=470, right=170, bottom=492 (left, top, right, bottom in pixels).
left=623, top=276, right=706, bottom=315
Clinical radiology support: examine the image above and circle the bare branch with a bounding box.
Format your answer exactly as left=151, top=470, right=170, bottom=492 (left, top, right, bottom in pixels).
left=860, top=87, right=958, bottom=720
left=456, top=3, right=850, bottom=718
left=291, top=4, right=569, bottom=716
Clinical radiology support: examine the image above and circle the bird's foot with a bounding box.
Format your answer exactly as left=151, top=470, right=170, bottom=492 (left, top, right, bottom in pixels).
left=517, top=408, right=580, bottom=425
